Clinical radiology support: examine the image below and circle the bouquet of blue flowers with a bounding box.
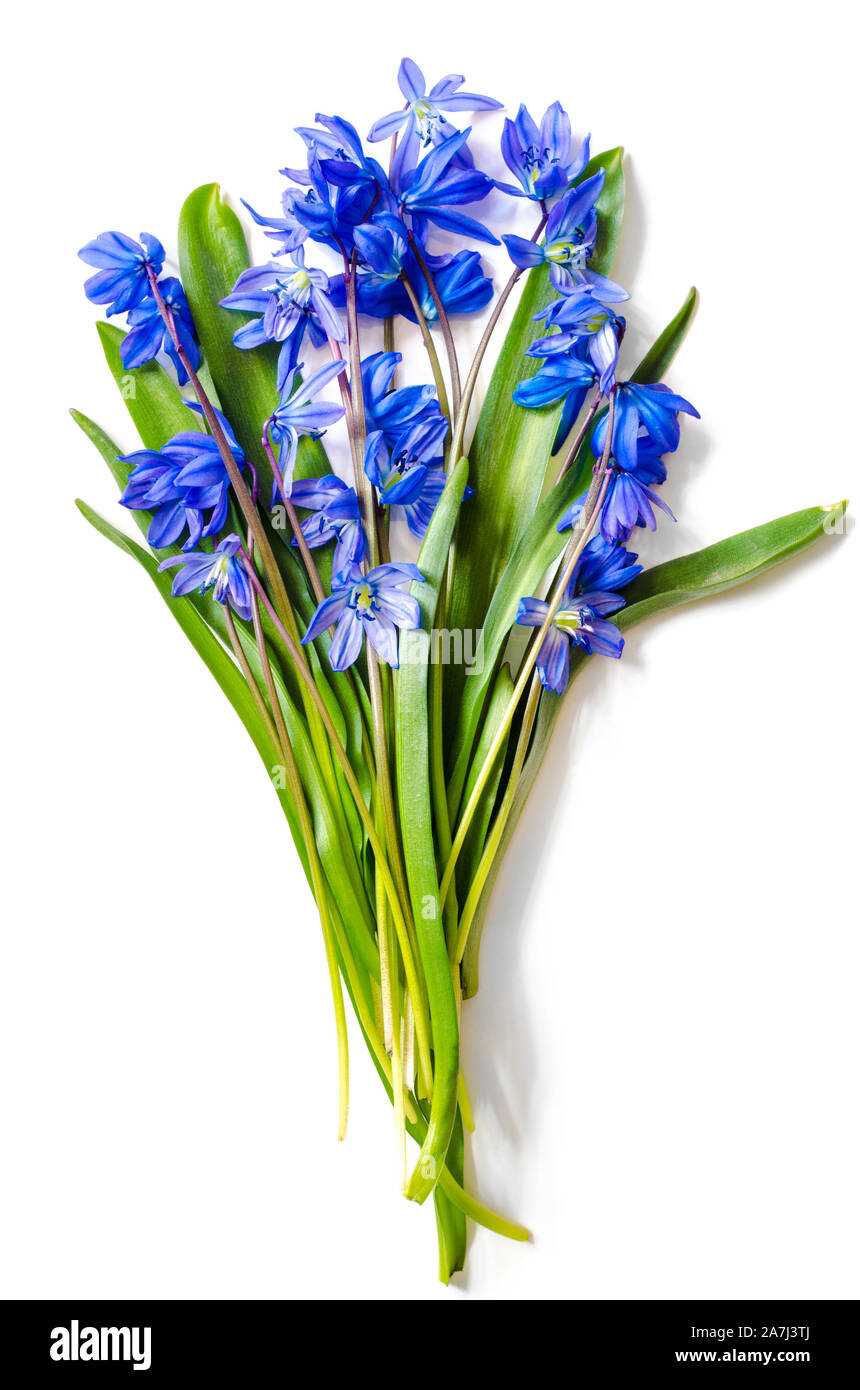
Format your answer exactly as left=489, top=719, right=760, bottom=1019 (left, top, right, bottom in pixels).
left=74, top=58, right=845, bottom=1282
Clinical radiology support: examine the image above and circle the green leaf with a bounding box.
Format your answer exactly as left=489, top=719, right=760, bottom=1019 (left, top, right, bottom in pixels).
left=456, top=662, right=514, bottom=902
left=75, top=499, right=307, bottom=859
left=95, top=321, right=204, bottom=449
left=433, top=1111, right=467, bottom=1283
left=396, top=459, right=469, bottom=1204
left=71, top=407, right=142, bottom=508
left=632, top=286, right=699, bottom=384
left=446, top=283, right=699, bottom=822
left=84, top=325, right=365, bottom=780
left=460, top=499, right=848, bottom=995
left=72, top=408, right=241, bottom=643
left=76, top=499, right=380, bottom=980
left=617, top=502, right=845, bottom=621
left=177, top=182, right=329, bottom=489
left=446, top=149, right=625, bottom=678
left=74, top=394, right=370, bottom=880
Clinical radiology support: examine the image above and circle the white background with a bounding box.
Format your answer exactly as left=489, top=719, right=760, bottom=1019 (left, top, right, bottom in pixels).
left=2, top=0, right=857, bottom=1300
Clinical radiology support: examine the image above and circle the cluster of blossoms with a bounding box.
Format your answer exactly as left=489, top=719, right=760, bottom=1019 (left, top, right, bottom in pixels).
left=80, top=56, right=697, bottom=692
left=78, top=231, right=201, bottom=384
left=75, top=59, right=722, bottom=1273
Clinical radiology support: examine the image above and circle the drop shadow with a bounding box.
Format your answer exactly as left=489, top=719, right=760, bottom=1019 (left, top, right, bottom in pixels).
left=613, top=153, right=646, bottom=290
left=451, top=513, right=848, bottom=1283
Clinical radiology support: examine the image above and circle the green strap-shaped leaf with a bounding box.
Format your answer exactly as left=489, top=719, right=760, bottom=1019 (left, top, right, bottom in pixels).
left=77, top=498, right=381, bottom=981
left=447, top=285, right=699, bottom=823
left=177, top=182, right=329, bottom=490
left=455, top=662, right=514, bottom=902
left=433, top=1111, right=467, bottom=1283
left=446, top=148, right=625, bottom=688
left=460, top=499, right=848, bottom=995
left=72, top=406, right=148, bottom=510
left=75, top=499, right=307, bottom=863
left=96, top=321, right=204, bottom=448
left=177, top=184, right=370, bottom=759
left=73, top=407, right=237, bottom=644
left=177, top=183, right=276, bottom=472
left=75, top=392, right=372, bottom=880
left=87, top=317, right=366, bottom=773
left=631, top=286, right=699, bottom=385
left=396, top=458, right=469, bottom=1204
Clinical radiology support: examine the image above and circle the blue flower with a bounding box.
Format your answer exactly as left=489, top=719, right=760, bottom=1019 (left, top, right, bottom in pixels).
left=503, top=174, right=627, bottom=299
left=602, top=445, right=677, bottom=544
left=290, top=146, right=379, bottom=253
left=331, top=269, right=405, bottom=321
left=556, top=382, right=698, bottom=543
left=294, top=114, right=391, bottom=217
left=368, top=58, right=501, bottom=185
left=268, top=360, right=347, bottom=497
left=498, top=102, right=590, bottom=201
left=289, top=475, right=366, bottom=585
left=516, top=535, right=640, bottom=692
left=158, top=535, right=252, bottom=621
left=331, top=236, right=493, bottom=324
left=569, top=534, right=642, bottom=593
left=361, top=352, right=442, bottom=444
left=516, top=581, right=626, bottom=693
left=398, top=128, right=498, bottom=246
left=409, top=247, right=493, bottom=323
left=293, top=112, right=369, bottom=174
left=530, top=292, right=624, bottom=394
left=364, top=417, right=449, bottom=537
left=220, top=249, right=345, bottom=391
left=513, top=348, right=598, bottom=453
left=79, top=231, right=165, bottom=316
left=118, top=406, right=244, bottom=551
left=240, top=194, right=308, bottom=256
left=353, top=214, right=410, bottom=280
left=119, top=277, right=200, bottom=385
left=559, top=434, right=676, bottom=546
left=302, top=562, right=425, bottom=671
left=592, top=381, right=699, bottom=469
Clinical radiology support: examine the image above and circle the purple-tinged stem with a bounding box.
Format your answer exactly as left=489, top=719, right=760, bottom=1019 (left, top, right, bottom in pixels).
left=328, top=336, right=356, bottom=434
left=239, top=548, right=433, bottom=1084
left=225, top=601, right=349, bottom=1141
left=438, top=387, right=617, bottom=912
left=143, top=268, right=296, bottom=639
left=343, top=252, right=379, bottom=569
left=408, top=232, right=461, bottom=420
left=400, top=272, right=451, bottom=425
left=556, top=392, right=601, bottom=481
left=342, top=252, right=415, bottom=934
left=449, top=207, right=548, bottom=467
left=261, top=421, right=326, bottom=606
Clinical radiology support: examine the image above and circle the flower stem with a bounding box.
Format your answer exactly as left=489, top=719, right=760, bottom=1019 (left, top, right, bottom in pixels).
left=556, top=392, right=601, bottom=481
left=240, top=556, right=435, bottom=1088
left=261, top=424, right=327, bottom=606
left=400, top=273, right=451, bottom=426
left=448, top=208, right=548, bottom=468
left=146, top=267, right=348, bottom=827
left=452, top=671, right=542, bottom=967
left=144, top=269, right=294, bottom=637
left=225, top=606, right=349, bottom=1139
left=343, top=254, right=421, bottom=1027
left=408, top=233, right=461, bottom=420
left=344, top=253, right=380, bottom=569
left=365, top=649, right=418, bottom=965
left=436, top=1168, right=529, bottom=1242
left=438, top=389, right=617, bottom=911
